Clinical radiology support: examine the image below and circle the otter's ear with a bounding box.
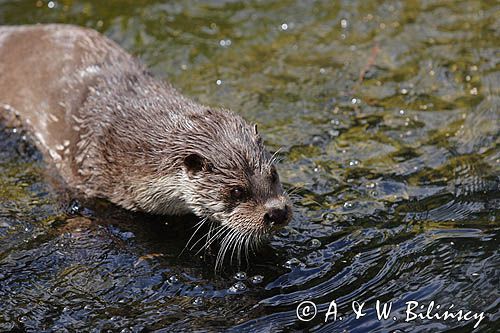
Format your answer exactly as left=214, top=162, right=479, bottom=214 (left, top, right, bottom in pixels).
left=184, top=153, right=212, bottom=174
left=253, top=124, right=259, bottom=135
left=253, top=124, right=263, bottom=145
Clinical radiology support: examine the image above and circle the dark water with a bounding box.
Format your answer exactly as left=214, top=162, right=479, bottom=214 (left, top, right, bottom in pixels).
left=0, top=0, right=499, bottom=332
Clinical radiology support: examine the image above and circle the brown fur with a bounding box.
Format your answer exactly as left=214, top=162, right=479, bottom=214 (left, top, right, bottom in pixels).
left=0, top=25, right=292, bottom=260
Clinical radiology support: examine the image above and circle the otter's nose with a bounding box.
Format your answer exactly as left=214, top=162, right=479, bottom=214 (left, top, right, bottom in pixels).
left=264, top=206, right=289, bottom=226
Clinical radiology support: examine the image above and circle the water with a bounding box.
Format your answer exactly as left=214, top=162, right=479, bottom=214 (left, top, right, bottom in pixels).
left=0, top=0, right=499, bottom=331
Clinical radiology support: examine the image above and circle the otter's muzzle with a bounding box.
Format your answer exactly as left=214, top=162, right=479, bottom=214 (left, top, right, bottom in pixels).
left=264, top=198, right=291, bottom=227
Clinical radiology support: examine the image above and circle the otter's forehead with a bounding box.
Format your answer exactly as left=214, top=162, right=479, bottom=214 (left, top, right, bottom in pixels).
left=185, top=108, right=272, bottom=171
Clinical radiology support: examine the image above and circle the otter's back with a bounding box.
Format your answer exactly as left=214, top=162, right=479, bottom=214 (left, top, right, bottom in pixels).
left=0, top=24, right=137, bottom=184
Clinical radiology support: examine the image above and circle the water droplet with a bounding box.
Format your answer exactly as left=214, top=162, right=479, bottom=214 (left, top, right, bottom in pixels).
left=280, top=23, right=288, bottom=31
left=366, top=182, right=376, bottom=189
left=168, top=275, right=179, bottom=284
left=340, top=19, right=348, bottom=28
left=216, top=79, right=222, bottom=85
left=250, top=275, right=264, bottom=284
left=470, top=87, right=478, bottom=95
left=67, top=199, right=82, bottom=215
left=48, top=1, right=55, bottom=9
left=351, top=98, right=359, bottom=104
left=343, top=201, right=355, bottom=210
left=331, top=119, right=340, bottom=126
left=284, top=257, right=302, bottom=269
left=328, top=129, right=340, bottom=137
left=219, top=39, right=232, bottom=47
left=234, top=271, right=247, bottom=281
left=399, top=109, right=405, bottom=115
left=319, top=68, right=326, bottom=74
left=349, top=159, right=360, bottom=166
left=235, top=281, right=247, bottom=291
left=192, top=297, right=203, bottom=306
left=228, top=281, right=247, bottom=293
left=308, top=239, right=322, bottom=249
left=400, top=88, right=408, bottom=95
left=312, top=135, right=323, bottom=145
left=322, top=212, right=335, bottom=221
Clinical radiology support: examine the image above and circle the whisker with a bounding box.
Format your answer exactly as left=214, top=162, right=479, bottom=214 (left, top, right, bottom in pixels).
left=181, top=216, right=209, bottom=255
left=267, top=147, right=283, bottom=168
left=215, top=228, right=236, bottom=271
left=195, top=224, right=227, bottom=254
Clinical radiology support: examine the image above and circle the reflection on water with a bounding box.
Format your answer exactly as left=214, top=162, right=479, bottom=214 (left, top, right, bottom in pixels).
left=0, top=0, right=498, bottom=331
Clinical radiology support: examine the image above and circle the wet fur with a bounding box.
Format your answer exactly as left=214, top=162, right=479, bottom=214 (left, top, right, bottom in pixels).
left=0, top=24, right=292, bottom=265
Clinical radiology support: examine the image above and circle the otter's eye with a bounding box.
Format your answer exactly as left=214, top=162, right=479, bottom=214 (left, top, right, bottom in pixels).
left=230, top=187, right=246, bottom=201
left=270, top=168, right=279, bottom=183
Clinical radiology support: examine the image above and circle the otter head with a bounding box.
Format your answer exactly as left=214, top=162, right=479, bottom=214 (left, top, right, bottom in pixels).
left=177, top=109, right=292, bottom=264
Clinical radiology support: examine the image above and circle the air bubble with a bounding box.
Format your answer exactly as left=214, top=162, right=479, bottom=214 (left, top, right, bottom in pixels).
left=234, top=271, right=247, bottom=281
left=343, top=201, right=355, bottom=210
left=308, top=239, right=322, bottom=249
left=284, top=257, right=302, bottom=269
left=192, top=297, right=203, bottom=306
left=219, top=39, right=232, bottom=47
left=366, top=182, right=376, bottom=189
left=228, top=281, right=247, bottom=293
left=250, top=275, right=264, bottom=284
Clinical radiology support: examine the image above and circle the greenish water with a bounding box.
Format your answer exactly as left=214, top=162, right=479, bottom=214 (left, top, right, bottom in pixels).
left=0, top=0, right=499, bottom=332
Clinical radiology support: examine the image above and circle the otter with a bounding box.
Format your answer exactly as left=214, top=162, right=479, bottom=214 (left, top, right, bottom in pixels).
left=0, top=24, right=292, bottom=261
